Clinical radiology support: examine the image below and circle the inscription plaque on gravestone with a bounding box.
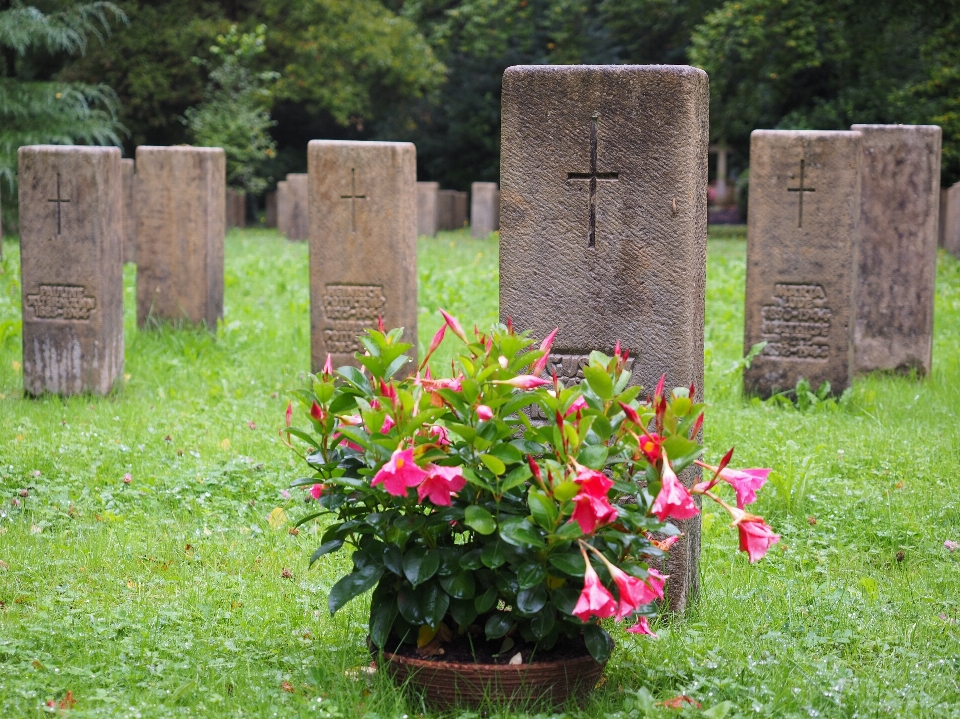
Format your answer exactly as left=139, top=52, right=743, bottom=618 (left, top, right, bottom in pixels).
left=500, top=65, right=708, bottom=612
left=852, top=124, right=941, bottom=375
left=19, top=145, right=124, bottom=395
left=743, top=130, right=862, bottom=397
left=417, top=181, right=439, bottom=236
left=135, top=146, right=225, bottom=328
left=471, top=182, right=500, bottom=238
left=286, top=173, right=309, bottom=241
left=121, top=158, right=136, bottom=263
left=308, top=140, right=417, bottom=372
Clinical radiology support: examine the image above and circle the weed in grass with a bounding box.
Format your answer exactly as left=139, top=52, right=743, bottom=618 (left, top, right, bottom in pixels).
left=0, top=230, right=958, bottom=717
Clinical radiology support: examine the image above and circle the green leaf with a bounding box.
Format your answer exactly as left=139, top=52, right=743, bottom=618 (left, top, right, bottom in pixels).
left=328, top=564, right=383, bottom=614
left=484, top=612, right=513, bottom=640
left=516, top=585, right=547, bottom=614
left=499, top=517, right=545, bottom=548
left=419, top=582, right=450, bottom=628
left=517, top=562, right=547, bottom=589
left=662, top=435, right=703, bottom=473
left=528, top=489, right=558, bottom=530
left=369, top=587, right=399, bottom=648
left=577, top=444, right=608, bottom=470
left=402, top=546, right=440, bottom=587
left=397, top=586, right=423, bottom=624
left=529, top=605, right=556, bottom=639
left=548, top=552, right=586, bottom=577
left=703, top=701, right=734, bottom=719
left=583, top=624, right=613, bottom=663
left=501, top=464, right=533, bottom=492
left=489, top=442, right=524, bottom=464
left=448, top=598, right=479, bottom=627
left=309, top=539, right=344, bottom=566
left=439, top=570, right=476, bottom=600
left=383, top=353, right=410, bottom=379
left=553, top=481, right=580, bottom=502
left=479, top=453, right=506, bottom=475
left=552, top=521, right=583, bottom=541
left=550, top=587, right=581, bottom=615
left=474, top=585, right=498, bottom=613
left=464, top=505, right=497, bottom=535
left=459, top=548, right=484, bottom=570
left=582, top=365, right=614, bottom=399
left=480, top=541, right=508, bottom=568
left=382, top=544, right=403, bottom=576
left=336, top=366, right=371, bottom=393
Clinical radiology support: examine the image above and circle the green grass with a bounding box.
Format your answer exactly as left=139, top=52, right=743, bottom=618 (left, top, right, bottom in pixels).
left=1, top=227, right=959, bottom=718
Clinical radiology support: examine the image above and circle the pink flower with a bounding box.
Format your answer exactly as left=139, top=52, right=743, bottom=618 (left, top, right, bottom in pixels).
left=626, top=616, right=657, bottom=637
left=607, top=564, right=656, bottom=618
left=698, top=462, right=771, bottom=508
left=322, top=353, right=333, bottom=376
left=422, top=323, right=446, bottom=366
left=285, top=401, right=292, bottom=427
left=310, top=484, right=324, bottom=500
left=619, top=401, right=642, bottom=426
left=280, top=489, right=291, bottom=499
left=944, top=540, right=958, bottom=552
left=417, top=465, right=466, bottom=506
left=638, top=433, right=662, bottom=464
left=371, top=448, right=428, bottom=497
left=736, top=515, right=780, bottom=562
left=380, top=415, right=396, bottom=434
left=650, top=452, right=699, bottom=522
left=565, top=396, right=587, bottom=416
left=531, top=327, right=558, bottom=376
left=572, top=561, right=617, bottom=621
left=493, top=375, right=552, bottom=389
left=339, top=414, right=362, bottom=426
left=641, top=568, right=667, bottom=603
left=310, top=401, right=324, bottom=421
left=439, top=309, right=468, bottom=343
left=428, top=425, right=450, bottom=446
left=476, top=405, right=494, bottom=421
left=571, top=468, right=618, bottom=535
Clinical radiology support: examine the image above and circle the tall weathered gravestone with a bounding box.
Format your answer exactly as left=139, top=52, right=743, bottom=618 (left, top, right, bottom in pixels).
left=942, top=181, right=960, bottom=256
left=499, top=65, right=708, bottom=612
left=852, top=124, right=941, bottom=375
left=265, top=190, right=277, bottom=228
left=135, top=146, right=225, bottom=328
left=471, top=182, right=500, bottom=238
left=437, top=189, right=468, bottom=230
left=226, top=188, right=246, bottom=229
left=417, top=181, right=439, bottom=236
left=286, top=173, right=309, bottom=241
left=19, top=146, right=124, bottom=395
left=120, top=158, right=136, bottom=263
left=743, top=130, right=862, bottom=397
left=308, top=140, right=417, bottom=372
left=277, top=180, right=290, bottom=237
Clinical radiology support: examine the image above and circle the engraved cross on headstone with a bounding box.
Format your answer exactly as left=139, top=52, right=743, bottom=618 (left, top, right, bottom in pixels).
left=47, top=173, right=70, bottom=235
left=567, top=113, right=619, bottom=248
left=787, top=159, right=815, bottom=228
left=340, top=168, right=367, bottom=232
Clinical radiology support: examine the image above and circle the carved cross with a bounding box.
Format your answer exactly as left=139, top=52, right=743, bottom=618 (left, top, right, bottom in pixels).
left=340, top=168, right=367, bottom=232
left=787, top=159, right=815, bottom=228
left=47, top=173, right=70, bottom=235
left=567, top=113, right=619, bottom=248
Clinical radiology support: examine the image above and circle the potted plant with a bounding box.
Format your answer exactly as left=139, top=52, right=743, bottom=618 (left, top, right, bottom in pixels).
left=283, top=311, right=778, bottom=709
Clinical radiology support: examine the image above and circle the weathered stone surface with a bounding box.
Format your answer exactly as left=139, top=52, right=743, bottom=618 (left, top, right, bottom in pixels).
left=942, top=181, right=960, bottom=256
left=226, top=188, right=246, bottom=229
left=18, top=145, right=124, bottom=395
left=499, top=65, right=708, bottom=612
left=135, top=146, right=225, bottom=328
left=417, top=181, right=438, bottom=236
left=121, top=158, right=136, bottom=263
left=437, top=189, right=468, bottom=230
left=265, top=190, right=277, bottom=228
left=743, top=130, right=861, bottom=397
left=852, top=124, right=941, bottom=375
left=471, top=182, right=499, bottom=238
left=285, top=173, right=309, bottom=241
left=308, top=140, right=417, bottom=372
left=276, top=180, right=289, bottom=237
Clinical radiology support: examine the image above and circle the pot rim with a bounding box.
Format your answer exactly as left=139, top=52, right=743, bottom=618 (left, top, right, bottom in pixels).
left=380, top=648, right=604, bottom=674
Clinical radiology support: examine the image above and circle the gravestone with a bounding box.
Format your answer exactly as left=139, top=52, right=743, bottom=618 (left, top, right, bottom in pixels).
left=743, top=130, right=862, bottom=398
left=277, top=180, right=290, bottom=237
left=499, top=65, right=708, bottom=612
left=226, top=188, right=246, bottom=229
left=942, top=181, right=960, bottom=256
left=417, top=181, right=439, bottom=236
left=121, top=158, right=136, bottom=263
left=265, top=190, right=277, bottom=228
left=135, top=146, right=225, bottom=328
left=18, top=145, right=124, bottom=395
left=308, top=140, right=417, bottom=372
left=471, top=182, right=499, bottom=238
left=437, top=189, right=468, bottom=230
left=286, top=173, right=309, bottom=241
left=852, top=124, right=941, bottom=375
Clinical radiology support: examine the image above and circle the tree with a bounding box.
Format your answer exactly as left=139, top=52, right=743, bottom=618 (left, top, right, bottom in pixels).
left=0, top=1, right=126, bottom=195
left=183, top=24, right=277, bottom=194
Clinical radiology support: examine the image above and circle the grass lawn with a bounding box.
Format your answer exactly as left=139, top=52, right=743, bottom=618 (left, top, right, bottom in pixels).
left=0, top=228, right=958, bottom=718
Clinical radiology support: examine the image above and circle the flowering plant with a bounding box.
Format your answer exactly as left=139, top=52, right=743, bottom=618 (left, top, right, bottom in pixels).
left=285, top=311, right=777, bottom=664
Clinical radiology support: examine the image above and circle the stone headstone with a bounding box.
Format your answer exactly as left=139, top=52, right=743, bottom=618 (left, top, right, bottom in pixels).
left=135, top=146, right=225, bottom=328
left=743, top=130, right=862, bottom=398
left=308, top=140, right=417, bottom=372
left=121, top=158, right=136, bottom=263
left=437, top=189, right=468, bottom=230
left=417, top=181, right=439, bottom=236
left=277, top=180, right=290, bottom=237
left=265, top=190, right=277, bottom=228
left=499, top=65, right=708, bottom=613
left=942, top=181, right=960, bottom=256
left=471, top=182, right=499, bottom=238
left=18, top=145, right=124, bottom=395
left=226, top=188, right=246, bottom=229
left=286, top=173, right=309, bottom=241
left=852, top=124, right=941, bottom=375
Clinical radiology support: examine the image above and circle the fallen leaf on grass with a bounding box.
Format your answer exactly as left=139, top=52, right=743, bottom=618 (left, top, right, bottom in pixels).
left=281, top=681, right=295, bottom=693
left=0, top=560, right=8, bottom=570
left=281, top=568, right=293, bottom=579
left=268, top=507, right=287, bottom=529
left=220, top=438, right=231, bottom=450
left=659, top=695, right=701, bottom=709
left=12, top=360, right=21, bottom=372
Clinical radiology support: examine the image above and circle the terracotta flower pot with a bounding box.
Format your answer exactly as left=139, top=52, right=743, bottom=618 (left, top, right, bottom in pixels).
left=380, top=649, right=606, bottom=709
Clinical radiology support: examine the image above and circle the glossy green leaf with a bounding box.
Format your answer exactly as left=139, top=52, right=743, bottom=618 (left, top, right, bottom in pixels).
left=449, top=598, right=478, bottom=627
left=517, top=561, right=547, bottom=589
left=309, top=539, right=343, bottom=566
left=484, top=612, right=514, bottom=640
left=328, top=564, right=383, bottom=614
left=583, top=624, right=614, bottom=663
left=402, top=546, right=440, bottom=587
left=439, top=570, right=476, bottom=599
left=480, top=541, right=507, bottom=568
left=499, top=517, right=545, bottom=548
left=578, top=444, right=608, bottom=470
left=516, top=585, right=547, bottom=614
left=548, top=551, right=586, bottom=577
left=419, top=582, right=450, bottom=628
left=459, top=548, right=484, bottom=570
left=528, top=489, right=558, bottom=529
left=479, top=453, right=506, bottom=475
left=464, top=505, right=497, bottom=535
left=582, top=365, right=614, bottom=399
left=530, top=604, right=556, bottom=639
left=474, top=585, right=498, bottom=613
